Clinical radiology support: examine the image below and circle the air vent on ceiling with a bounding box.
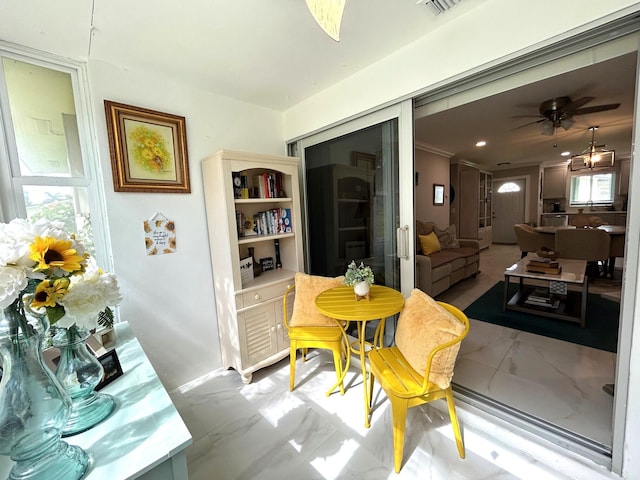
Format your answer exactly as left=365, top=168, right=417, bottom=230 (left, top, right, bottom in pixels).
left=423, top=0, right=462, bottom=15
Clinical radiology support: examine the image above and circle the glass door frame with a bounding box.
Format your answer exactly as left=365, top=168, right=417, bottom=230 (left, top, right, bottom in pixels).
left=288, top=100, right=414, bottom=298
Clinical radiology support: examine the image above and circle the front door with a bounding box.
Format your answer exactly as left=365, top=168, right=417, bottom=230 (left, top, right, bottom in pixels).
left=493, top=178, right=526, bottom=244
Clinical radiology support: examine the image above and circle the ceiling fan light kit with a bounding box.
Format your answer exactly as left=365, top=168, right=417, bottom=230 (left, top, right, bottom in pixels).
left=570, top=126, right=615, bottom=171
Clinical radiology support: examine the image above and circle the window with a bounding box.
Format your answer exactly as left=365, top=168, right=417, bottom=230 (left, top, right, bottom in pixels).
left=0, top=47, right=109, bottom=267
left=497, top=182, right=521, bottom=193
left=569, top=172, right=615, bottom=206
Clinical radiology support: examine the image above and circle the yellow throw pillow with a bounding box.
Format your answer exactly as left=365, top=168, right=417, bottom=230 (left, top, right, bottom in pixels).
left=395, top=289, right=466, bottom=389
left=289, top=272, right=344, bottom=327
left=418, top=232, right=441, bottom=255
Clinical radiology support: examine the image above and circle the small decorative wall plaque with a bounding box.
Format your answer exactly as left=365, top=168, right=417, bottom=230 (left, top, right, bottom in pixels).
left=144, top=213, right=176, bottom=255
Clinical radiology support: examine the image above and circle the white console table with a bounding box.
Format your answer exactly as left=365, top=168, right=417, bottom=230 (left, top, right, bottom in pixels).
left=0, top=322, right=193, bottom=479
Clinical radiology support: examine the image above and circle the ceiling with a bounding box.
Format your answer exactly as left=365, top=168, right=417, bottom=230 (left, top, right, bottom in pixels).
left=414, top=52, right=637, bottom=172
left=0, top=0, right=483, bottom=111
left=0, top=1, right=635, bottom=172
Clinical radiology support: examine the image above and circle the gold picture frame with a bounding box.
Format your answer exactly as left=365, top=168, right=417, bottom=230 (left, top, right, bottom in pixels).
left=104, top=100, right=191, bottom=193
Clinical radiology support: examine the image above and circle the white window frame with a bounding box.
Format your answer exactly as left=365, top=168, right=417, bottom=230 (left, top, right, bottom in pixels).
left=0, top=43, right=112, bottom=271
left=568, top=169, right=616, bottom=207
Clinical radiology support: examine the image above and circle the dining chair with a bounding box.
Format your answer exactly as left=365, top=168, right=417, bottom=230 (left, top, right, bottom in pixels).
left=555, top=227, right=611, bottom=279
left=282, top=272, right=350, bottom=396
left=368, top=289, right=469, bottom=473
left=513, top=223, right=554, bottom=258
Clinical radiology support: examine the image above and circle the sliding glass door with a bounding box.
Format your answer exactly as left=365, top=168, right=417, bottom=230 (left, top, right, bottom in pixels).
left=289, top=102, right=414, bottom=342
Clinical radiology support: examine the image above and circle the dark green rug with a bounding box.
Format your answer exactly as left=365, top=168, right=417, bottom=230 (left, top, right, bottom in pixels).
left=463, top=281, right=620, bottom=352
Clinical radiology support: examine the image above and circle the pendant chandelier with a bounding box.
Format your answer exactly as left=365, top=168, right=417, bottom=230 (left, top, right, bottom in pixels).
left=570, top=126, right=615, bottom=171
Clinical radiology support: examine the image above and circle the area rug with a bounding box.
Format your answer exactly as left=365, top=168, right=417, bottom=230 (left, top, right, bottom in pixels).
left=463, top=281, right=619, bottom=352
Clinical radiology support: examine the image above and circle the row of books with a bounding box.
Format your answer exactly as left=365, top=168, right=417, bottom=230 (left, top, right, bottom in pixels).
left=526, top=257, right=561, bottom=275
left=232, top=171, right=285, bottom=199
left=236, top=208, right=292, bottom=237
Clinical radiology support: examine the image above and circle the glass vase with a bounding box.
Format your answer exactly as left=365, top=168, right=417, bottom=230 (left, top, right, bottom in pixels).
left=52, top=325, right=115, bottom=436
left=0, top=294, right=89, bottom=480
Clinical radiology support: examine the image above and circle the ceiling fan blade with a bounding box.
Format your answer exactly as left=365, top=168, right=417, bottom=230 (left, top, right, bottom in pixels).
left=562, top=96, right=595, bottom=112
left=511, top=119, right=544, bottom=130
left=573, top=103, right=621, bottom=115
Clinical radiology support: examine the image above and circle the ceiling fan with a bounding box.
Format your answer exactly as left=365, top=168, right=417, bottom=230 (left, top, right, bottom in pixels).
left=514, top=96, right=620, bottom=136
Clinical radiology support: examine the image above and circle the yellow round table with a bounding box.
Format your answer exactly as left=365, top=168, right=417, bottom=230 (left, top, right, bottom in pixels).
left=315, top=285, right=405, bottom=427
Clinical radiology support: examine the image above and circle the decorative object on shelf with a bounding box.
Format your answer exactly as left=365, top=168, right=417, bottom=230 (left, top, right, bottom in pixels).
left=274, top=239, right=282, bottom=269
left=0, top=218, right=122, bottom=446
left=344, top=261, right=374, bottom=301
left=52, top=324, right=115, bottom=436
left=248, top=247, right=262, bottom=278
left=104, top=100, right=191, bottom=193
left=260, top=257, right=275, bottom=272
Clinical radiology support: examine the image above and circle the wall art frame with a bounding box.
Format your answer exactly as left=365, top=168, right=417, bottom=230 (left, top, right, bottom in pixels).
left=104, top=100, right=191, bottom=193
left=433, top=184, right=445, bottom=206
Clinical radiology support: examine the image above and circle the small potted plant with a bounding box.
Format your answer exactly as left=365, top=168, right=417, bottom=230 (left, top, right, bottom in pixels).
left=345, top=261, right=374, bottom=300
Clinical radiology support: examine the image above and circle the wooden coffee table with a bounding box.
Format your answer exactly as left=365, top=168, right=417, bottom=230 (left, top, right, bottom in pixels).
left=503, top=257, right=588, bottom=327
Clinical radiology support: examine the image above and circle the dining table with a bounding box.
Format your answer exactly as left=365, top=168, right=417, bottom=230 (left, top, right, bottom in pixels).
left=534, top=224, right=626, bottom=277
left=315, top=284, right=405, bottom=428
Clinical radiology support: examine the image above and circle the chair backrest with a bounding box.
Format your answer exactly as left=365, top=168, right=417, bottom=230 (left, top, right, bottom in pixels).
left=555, top=228, right=611, bottom=262
left=283, top=272, right=344, bottom=328
left=394, top=290, right=469, bottom=392
left=513, top=224, right=554, bottom=254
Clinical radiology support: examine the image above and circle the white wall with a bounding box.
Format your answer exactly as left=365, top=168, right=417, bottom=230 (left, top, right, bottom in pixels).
left=88, top=59, right=285, bottom=390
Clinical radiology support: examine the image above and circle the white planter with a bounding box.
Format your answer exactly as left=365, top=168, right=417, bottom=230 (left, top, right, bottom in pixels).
left=354, top=281, right=371, bottom=297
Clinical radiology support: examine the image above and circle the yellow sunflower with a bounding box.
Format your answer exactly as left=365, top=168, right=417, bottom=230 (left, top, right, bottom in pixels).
left=32, top=278, right=70, bottom=308
left=29, top=236, right=85, bottom=273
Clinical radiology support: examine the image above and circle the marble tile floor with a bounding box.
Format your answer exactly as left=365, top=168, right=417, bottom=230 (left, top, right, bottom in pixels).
left=170, top=244, right=621, bottom=479
left=437, top=245, right=618, bottom=448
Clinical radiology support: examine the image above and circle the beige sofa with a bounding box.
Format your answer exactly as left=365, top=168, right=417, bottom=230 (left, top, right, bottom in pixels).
left=415, top=221, right=480, bottom=297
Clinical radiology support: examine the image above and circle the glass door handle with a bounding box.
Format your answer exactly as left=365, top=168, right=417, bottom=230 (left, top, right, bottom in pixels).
left=396, top=225, right=409, bottom=259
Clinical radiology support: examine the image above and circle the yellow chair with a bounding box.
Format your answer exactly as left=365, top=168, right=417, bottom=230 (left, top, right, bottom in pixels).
left=369, top=290, right=470, bottom=473
left=282, top=272, right=350, bottom=396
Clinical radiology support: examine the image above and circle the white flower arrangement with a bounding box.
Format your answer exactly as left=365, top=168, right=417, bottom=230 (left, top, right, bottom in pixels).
left=0, top=218, right=121, bottom=330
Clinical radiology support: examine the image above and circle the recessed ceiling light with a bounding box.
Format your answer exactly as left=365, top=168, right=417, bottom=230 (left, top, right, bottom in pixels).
left=476, top=140, right=487, bottom=147
left=561, top=151, right=571, bottom=156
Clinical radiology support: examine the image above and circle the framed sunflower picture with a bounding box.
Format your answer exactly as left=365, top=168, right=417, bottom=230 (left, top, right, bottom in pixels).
left=104, top=100, right=191, bottom=193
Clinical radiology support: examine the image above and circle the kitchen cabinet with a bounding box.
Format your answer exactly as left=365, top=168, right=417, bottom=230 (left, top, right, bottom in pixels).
left=542, top=165, right=568, bottom=199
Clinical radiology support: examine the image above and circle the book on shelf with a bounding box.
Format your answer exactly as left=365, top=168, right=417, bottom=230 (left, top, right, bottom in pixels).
left=525, top=297, right=560, bottom=309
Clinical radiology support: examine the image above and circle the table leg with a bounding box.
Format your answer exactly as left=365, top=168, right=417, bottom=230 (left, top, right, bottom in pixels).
left=580, top=276, right=588, bottom=328
left=325, top=321, right=352, bottom=397
left=503, top=276, right=510, bottom=311
left=359, top=320, right=372, bottom=428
